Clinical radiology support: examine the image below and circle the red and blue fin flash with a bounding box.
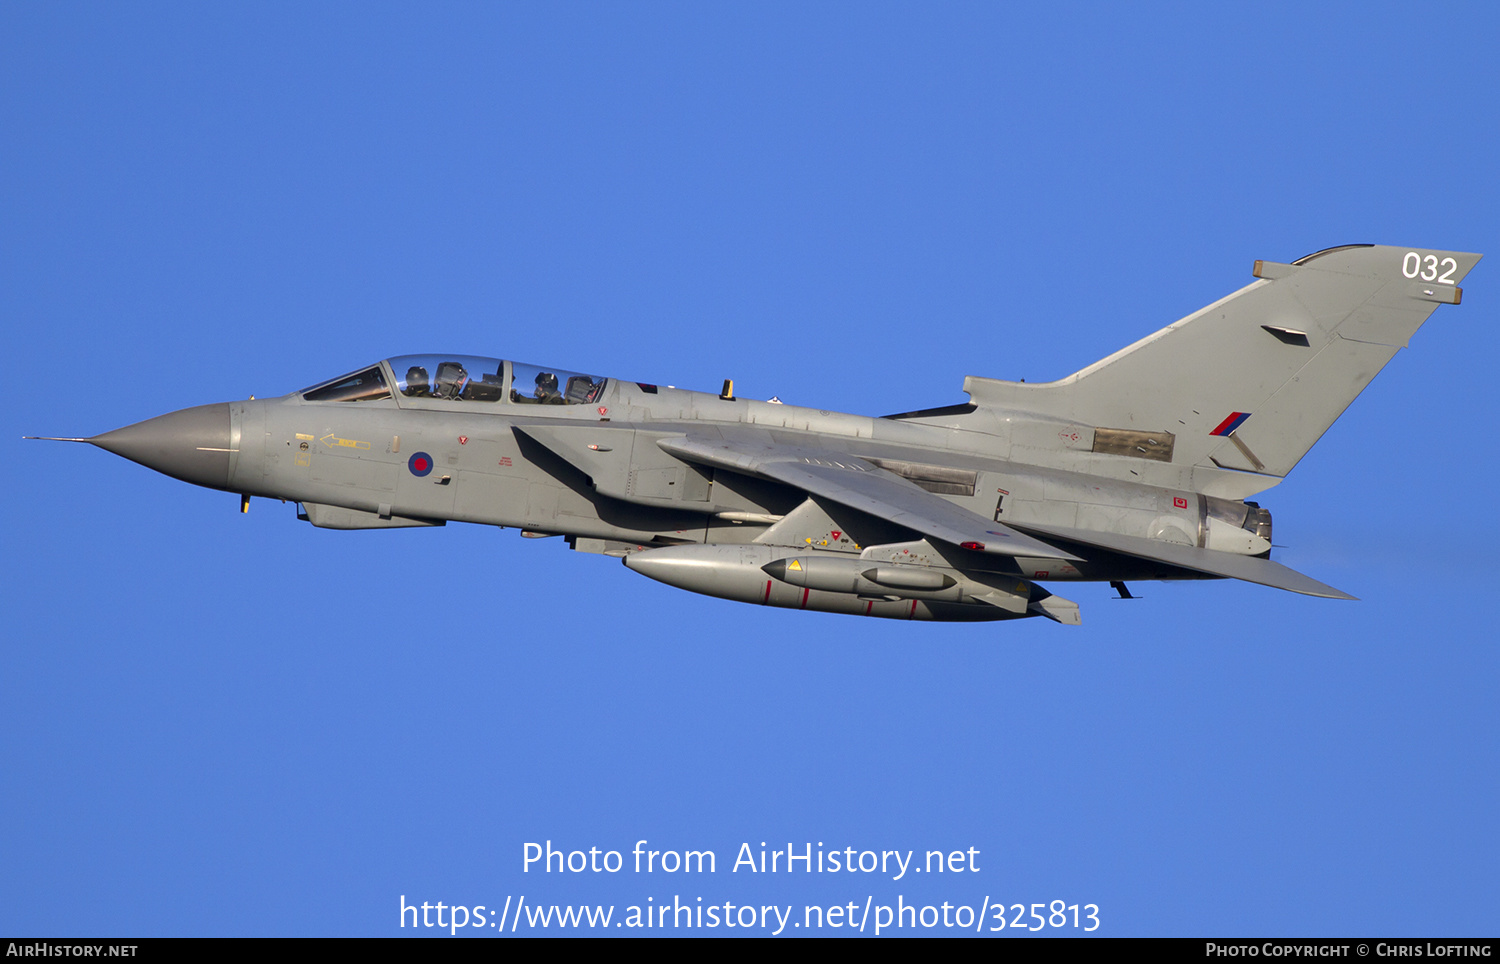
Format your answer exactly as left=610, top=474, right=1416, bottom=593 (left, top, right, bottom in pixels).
left=1210, top=412, right=1251, bottom=436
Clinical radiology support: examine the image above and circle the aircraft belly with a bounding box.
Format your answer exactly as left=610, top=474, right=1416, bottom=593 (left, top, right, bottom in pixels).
left=299, top=503, right=443, bottom=529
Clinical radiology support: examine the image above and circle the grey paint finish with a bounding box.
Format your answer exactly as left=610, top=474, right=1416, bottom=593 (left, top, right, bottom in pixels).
left=963, top=245, right=1481, bottom=481
left=89, top=402, right=234, bottom=490
left=44, top=244, right=1478, bottom=624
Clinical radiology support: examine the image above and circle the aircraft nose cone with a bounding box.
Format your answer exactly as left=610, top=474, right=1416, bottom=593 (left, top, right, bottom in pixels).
left=90, top=402, right=234, bottom=490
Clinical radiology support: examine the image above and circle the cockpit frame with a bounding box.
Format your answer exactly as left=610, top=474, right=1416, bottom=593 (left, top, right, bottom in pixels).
left=298, top=355, right=610, bottom=411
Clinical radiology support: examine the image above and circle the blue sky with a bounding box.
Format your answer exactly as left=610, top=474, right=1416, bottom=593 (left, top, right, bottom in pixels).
left=3, top=2, right=1497, bottom=936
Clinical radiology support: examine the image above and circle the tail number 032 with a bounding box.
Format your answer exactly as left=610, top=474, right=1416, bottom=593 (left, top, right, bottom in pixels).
left=1403, top=251, right=1458, bottom=283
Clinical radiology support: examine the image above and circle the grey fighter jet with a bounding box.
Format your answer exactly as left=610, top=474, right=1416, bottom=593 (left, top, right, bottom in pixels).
left=32, top=244, right=1480, bottom=624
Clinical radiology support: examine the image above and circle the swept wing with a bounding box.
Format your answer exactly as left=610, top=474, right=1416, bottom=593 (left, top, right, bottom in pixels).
left=656, top=433, right=1080, bottom=561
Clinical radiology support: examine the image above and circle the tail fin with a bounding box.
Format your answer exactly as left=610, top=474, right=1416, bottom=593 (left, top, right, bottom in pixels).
left=964, top=244, right=1481, bottom=479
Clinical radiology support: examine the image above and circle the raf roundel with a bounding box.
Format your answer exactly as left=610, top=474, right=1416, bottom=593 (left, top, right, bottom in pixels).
left=408, top=451, right=434, bottom=477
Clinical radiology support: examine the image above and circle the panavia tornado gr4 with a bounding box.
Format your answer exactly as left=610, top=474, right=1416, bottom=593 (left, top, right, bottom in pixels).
left=34, top=244, right=1480, bottom=625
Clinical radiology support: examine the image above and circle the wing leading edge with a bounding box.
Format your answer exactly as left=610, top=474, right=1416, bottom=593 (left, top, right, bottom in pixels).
left=656, top=434, right=1080, bottom=561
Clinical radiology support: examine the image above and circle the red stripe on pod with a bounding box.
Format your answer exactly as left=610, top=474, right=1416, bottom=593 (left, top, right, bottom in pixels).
left=800, top=588, right=810, bottom=609
left=865, top=600, right=873, bottom=616
left=908, top=599, right=917, bottom=619
left=762, top=580, right=771, bottom=604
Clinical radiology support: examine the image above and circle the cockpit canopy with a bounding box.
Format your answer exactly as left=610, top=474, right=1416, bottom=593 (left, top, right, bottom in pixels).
left=300, top=355, right=608, bottom=406
left=301, top=365, right=391, bottom=403
left=392, top=354, right=507, bottom=401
